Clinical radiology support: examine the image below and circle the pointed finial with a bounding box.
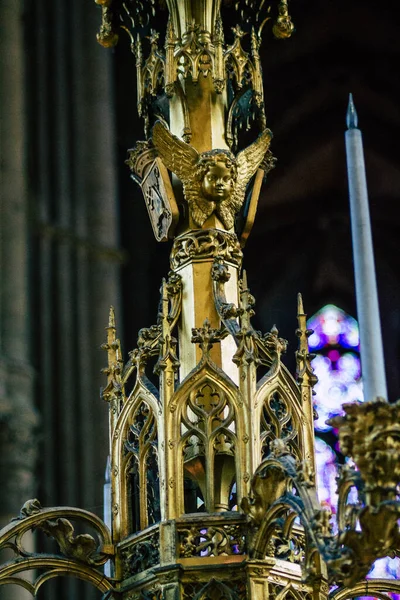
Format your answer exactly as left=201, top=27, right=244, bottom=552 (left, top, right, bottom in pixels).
left=108, top=306, right=115, bottom=328
left=242, top=269, right=248, bottom=290
left=297, top=292, right=304, bottom=316
left=271, top=324, right=279, bottom=336
left=346, top=93, right=358, bottom=129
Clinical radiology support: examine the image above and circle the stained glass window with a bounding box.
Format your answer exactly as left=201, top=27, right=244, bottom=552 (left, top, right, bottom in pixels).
left=307, top=304, right=363, bottom=431
left=308, top=304, right=400, bottom=587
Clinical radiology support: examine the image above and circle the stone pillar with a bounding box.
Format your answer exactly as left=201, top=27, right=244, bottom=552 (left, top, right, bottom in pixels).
left=28, top=0, right=121, bottom=598
left=0, top=1, right=38, bottom=599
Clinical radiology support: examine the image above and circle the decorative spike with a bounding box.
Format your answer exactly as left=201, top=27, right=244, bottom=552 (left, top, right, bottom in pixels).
left=296, top=293, right=308, bottom=353
left=346, top=93, right=358, bottom=130
left=296, top=293, right=317, bottom=387
left=297, top=292, right=304, bottom=316
left=108, top=305, right=116, bottom=329
left=102, top=306, right=123, bottom=394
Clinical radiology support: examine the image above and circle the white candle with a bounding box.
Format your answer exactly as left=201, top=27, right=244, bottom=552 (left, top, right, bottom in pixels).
left=345, top=93, right=387, bottom=401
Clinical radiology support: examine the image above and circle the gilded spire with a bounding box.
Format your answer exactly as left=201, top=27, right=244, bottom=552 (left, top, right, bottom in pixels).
left=296, top=293, right=317, bottom=388
left=101, top=305, right=124, bottom=406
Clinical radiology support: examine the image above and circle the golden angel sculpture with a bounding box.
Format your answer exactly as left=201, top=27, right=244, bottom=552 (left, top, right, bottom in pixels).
left=152, top=121, right=272, bottom=230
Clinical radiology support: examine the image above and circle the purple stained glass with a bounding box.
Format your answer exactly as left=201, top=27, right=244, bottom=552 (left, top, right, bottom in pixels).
left=315, top=437, right=338, bottom=516
left=308, top=304, right=360, bottom=351
left=307, top=305, right=364, bottom=431
left=367, top=557, right=400, bottom=600
left=309, top=306, right=399, bottom=597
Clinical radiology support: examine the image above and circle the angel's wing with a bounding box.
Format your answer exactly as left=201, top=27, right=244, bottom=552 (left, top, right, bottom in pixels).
left=232, top=128, right=273, bottom=211
left=152, top=121, right=199, bottom=182
left=190, top=196, right=215, bottom=227
left=152, top=121, right=207, bottom=224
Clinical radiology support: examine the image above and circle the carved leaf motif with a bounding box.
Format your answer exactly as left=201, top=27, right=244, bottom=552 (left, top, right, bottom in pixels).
left=121, top=534, right=160, bottom=577
left=39, top=518, right=98, bottom=564
left=178, top=524, right=246, bottom=557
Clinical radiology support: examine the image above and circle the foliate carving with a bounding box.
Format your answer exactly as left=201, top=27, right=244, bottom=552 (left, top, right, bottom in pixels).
left=272, top=525, right=306, bottom=565
left=211, top=260, right=231, bottom=284
left=120, top=532, right=160, bottom=578
left=38, top=518, right=101, bottom=565
left=262, top=325, right=288, bottom=357
left=233, top=326, right=260, bottom=367
left=153, top=121, right=272, bottom=230
left=241, top=456, right=293, bottom=526
left=178, top=524, right=246, bottom=557
left=329, top=398, right=400, bottom=497
left=322, top=399, right=400, bottom=584
left=212, top=259, right=241, bottom=338
left=129, top=324, right=162, bottom=375
left=191, top=319, right=228, bottom=358
left=0, top=500, right=113, bottom=594
left=118, top=270, right=181, bottom=390
left=170, top=229, right=243, bottom=270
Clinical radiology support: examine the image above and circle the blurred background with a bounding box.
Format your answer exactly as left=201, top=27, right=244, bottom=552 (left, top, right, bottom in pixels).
left=1, top=0, right=399, bottom=597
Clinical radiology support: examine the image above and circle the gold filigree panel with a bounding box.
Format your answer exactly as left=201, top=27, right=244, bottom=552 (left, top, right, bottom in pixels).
left=168, top=361, right=246, bottom=516
left=260, top=390, right=301, bottom=462
left=125, top=400, right=160, bottom=532
left=254, top=371, right=303, bottom=466
left=180, top=377, right=238, bottom=513
left=111, top=382, right=160, bottom=541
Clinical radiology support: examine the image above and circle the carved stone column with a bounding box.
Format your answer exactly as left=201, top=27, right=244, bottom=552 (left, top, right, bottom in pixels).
left=0, top=2, right=38, bottom=599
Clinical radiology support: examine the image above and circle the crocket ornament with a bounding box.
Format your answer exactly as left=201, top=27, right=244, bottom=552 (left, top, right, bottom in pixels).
left=152, top=121, right=272, bottom=230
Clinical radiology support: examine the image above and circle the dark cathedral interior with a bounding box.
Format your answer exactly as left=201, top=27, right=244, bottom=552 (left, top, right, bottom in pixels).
left=1, top=0, right=400, bottom=598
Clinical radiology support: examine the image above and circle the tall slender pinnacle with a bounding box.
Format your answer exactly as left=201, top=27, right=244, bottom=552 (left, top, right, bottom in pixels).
left=108, top=305, right=115, bottom=328
left=345, top=95, right=387, bottom=401
left=297, top=292, right=304, bottom=315
left=346, top=93, right=358, bottom=129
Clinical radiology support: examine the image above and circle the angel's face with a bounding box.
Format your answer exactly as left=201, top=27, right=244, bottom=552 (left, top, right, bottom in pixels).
left=202, top=162, right=235, bottom=203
